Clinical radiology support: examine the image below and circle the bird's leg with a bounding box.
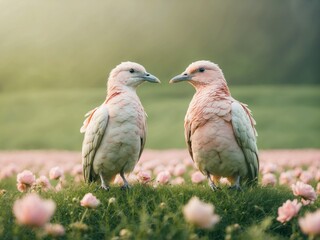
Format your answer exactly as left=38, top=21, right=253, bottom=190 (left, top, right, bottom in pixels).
left=207, top=172, right=220, bottom=191
left=99, top=173, right=110, bottom=191
left=120, top=171, right=131, bottom=190
left=229, top=175, right=242, bottom=191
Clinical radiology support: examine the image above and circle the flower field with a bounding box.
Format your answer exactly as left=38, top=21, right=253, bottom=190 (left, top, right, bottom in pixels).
left=0, top=149, right=320, bottom=239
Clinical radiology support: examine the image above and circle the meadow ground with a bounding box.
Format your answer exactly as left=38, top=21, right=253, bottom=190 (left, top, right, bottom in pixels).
left=0, top=149, right=319, bottom=239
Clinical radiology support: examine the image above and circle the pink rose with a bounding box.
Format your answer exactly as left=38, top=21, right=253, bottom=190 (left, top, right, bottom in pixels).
left=291, top=181, right=317, bottom=202
left=183, top=196, right=220, bottom=229
left=299, top=171, right=313, bottom=184
left=49, top=167, right=63, bottom=180
left=173, top=164, right=186, bottom=177
left=219, top=177, right=231, bottom=186
left=276, top=199, right=302, bottom=223
left=17, top=170, right=36, bottom=185
left=299, top=209, right=320, bottom=236
left=35, top=176, right=51, bottom=191
left=13, top=193, right=56, bottom=227
left=279, top=171, right=294, bottom=186
left=137, top=171, right=151, bottom=183
left=191, top=171, right=206, bottom=184
left=262, top=173, right=277, bottom=186
left=171, top=177, right=185, bottom=185
left=80, top=193, right=100, bottom=208
left=156, top=171, right=171, bottom=184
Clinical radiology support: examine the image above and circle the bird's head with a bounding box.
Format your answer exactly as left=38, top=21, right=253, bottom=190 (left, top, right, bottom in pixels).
left=108, top=62, right=160, bottom=90
left=170, top=60, right=227, bottom=89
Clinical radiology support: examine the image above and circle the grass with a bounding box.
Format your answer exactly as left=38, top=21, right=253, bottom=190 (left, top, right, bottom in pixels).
left=1, top=177, right=319, bottom=240
left=0, top=85, right=319, bottom=150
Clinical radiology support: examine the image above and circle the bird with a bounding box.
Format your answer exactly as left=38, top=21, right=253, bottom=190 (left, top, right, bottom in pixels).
left=170, top=60, right=259, bottom=190
left=80, top=62, right=160, bottom=190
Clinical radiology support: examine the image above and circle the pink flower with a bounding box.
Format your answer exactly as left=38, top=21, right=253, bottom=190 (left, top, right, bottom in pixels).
left=49, top=167, right=63, bottom=180
left=261, top=163, right=278, bottom=174
left=262, top=173, right=277, bottom=186
left=291, top=181, right=317, bottom=202
left=299, top=171, right=313, bottom=184
left=0, top=164, right=18, bottom=179
left=44, top=223, right=65, bottom=237
left=173, top=164, right=186, bottom=177
left=35, top=176, right=51, bottom=191
left=191, top=171, right=206, bottom=184
left=183, top=196, right=220, bottom=229
left=219, top=177, right=231, bottom=186
left=171, top=177, right=185, bottom=185
left=156, top=171, right=171, bottom=184
left=276, top=199, right=302, bottom=223
left=17, top=170, right=36, bottom=185
left=71, top=164, right=83, bottom=176
left=279, top=171, right=294, bottom=186
left=13, top=193, right=56, bottom=227
left=137, top=171, right=151, bottom=183
left=80, top=193, right=100, bottom=208
left=299, top=209, right=320, bottom=236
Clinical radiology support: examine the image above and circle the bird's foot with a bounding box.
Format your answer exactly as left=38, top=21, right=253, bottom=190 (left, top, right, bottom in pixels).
left=209, top=182, right=221, bottom=191
left=228, top=184, right=242, bottom=192
left=120, top=183, right=131, bottom=191
left=99, top=185, right=110, bottom=191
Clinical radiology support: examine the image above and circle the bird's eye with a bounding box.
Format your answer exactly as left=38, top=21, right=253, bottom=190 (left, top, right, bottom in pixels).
left=129, top=68, right=135, bottom=73
left=199, top=67, right=205, bottom=73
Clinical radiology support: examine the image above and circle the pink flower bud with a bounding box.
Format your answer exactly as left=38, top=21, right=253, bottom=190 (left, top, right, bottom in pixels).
left=80, top=193, right=100, bottom=208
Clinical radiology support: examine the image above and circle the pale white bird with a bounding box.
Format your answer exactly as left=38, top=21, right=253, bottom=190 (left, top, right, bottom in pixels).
left=80, top=62, right=160, bottom=190
left=170, top=60, right=259, bottom=190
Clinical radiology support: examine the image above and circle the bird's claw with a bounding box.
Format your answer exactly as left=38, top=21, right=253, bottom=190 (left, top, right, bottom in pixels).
left=209, top=183, right=221, bottom=191
left=120, top=184, right=131, bottom=191
left=99, top=185, right=110, bottom=191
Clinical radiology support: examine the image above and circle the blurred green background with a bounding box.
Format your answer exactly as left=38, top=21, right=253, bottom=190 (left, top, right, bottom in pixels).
left=0, top=0, right=319, bottom=150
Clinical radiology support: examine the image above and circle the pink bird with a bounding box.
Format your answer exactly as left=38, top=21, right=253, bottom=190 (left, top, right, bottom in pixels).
left=81, top=62, right=160, bottom=190
left=170, top=60, right=259, bottom=190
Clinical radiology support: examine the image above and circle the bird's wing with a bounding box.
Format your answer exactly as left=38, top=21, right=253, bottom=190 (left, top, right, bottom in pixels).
left=231, top=101, right=259, bottom=184
left=80, top=107, right=99, bottom=133
left=138, top=112, right=147, bottom=159
left=184, top=118, right=194, bottom=161
left=81, top=104, right=109, bottom=183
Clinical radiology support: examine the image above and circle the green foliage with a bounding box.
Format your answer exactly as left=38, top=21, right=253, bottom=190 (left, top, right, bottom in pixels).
left=0, top=0, right=319, bottom=92
left=0, top=85, right=319, bottom=150
left=0, top=178, right=318, bottom=240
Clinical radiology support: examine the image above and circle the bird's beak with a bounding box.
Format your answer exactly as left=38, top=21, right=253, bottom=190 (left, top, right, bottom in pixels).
left=169, top=73, right=193, bottom=83
left=141, top=73, right=161, bottom=83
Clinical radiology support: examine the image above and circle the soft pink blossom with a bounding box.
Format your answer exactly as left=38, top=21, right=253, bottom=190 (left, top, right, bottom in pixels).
left=183, top=196, right=220, bottom=229
left=299, top=171, right=313, bottom=184
left=137, top=171, right=151, bottom=183
left=44, top=223, right=65, bottom=237
left=276, top=199, right=302, bottom=223
left=0, top=164, right=18, bottom=179
left=262, top=173, right=277, bottom=186
left=171, top=177, right=185, bottom=185
left=173, top=164, right=186, bottom=177
left=261, top=163, right=278, bottom=174
left=291, top=181, right=317, bottom=202
left=17, top=170, right=36, bottom=185
left=13, top=193, right=56, bottom=227
left=191, top=171, right=206, bottom=184
left=299, top=209, right=320, bottom=236
left=71, top=164, right=83, bottom=176
left=156, top=171, right=171, bottom=184
left=80, top=193, right=100, bottom=208
left=294, top=167, right=303, bottom=177
left=49, top=167, right=63, bottom=180
left=35, top=176, right=51, bottom=191
left=279, top=171, right=295, bottom=186
left=219, top=177, right=231, bottom=186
